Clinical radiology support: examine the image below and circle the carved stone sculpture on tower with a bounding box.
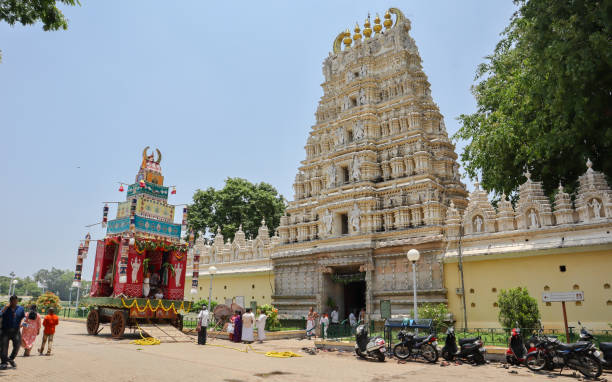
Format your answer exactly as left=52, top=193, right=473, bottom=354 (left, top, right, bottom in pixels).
left=349, top=204, right=361, bottom=233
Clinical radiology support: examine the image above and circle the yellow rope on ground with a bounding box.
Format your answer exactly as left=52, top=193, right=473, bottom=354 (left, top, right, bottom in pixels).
left=201, top=343, right=301, bottom=358
left=130, top=322, right=161, bottom=346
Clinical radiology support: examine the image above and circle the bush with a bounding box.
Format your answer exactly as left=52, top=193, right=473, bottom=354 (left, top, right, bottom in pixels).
left=36, top=292, right=61, bottom=313
left=418, top=303, right=451, bottom=334
left=258, top=304, right=280, bottom=331
left=497, top=287, right=540, bottom=330
left=191, top=299, right=218, bottom=313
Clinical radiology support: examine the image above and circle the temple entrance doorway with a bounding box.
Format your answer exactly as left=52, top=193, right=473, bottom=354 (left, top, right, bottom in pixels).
left=343, top=280, right=366, bottom=322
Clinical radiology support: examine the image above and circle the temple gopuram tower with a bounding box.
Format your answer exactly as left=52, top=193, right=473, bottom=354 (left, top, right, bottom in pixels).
left=272, top=8, right=468, bottom=320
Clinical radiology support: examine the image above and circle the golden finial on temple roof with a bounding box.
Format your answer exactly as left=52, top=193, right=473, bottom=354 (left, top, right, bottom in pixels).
left=383, top=10, right=392, bottom=29
left=373, top=13, right=382, bottom=34
left=343, top=28, right=353, bottom=47
left=353, top=22, right=362, bottom=41
left=363, top=15, right=372, bottom=38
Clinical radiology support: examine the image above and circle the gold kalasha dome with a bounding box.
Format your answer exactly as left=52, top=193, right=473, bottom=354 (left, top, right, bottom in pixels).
left=334, top=8, right=405, bottom=53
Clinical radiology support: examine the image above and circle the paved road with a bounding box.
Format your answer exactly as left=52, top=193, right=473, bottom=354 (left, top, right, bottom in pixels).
left=0, top=321, right=605, bottom=381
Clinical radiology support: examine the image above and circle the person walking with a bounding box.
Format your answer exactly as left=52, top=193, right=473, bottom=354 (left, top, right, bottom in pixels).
left=306, top=307, right=318, bottom=339
left=20, top=305, right=41, bottom=356
left=1, top=295, right=25, bottom=369
left=39, top=307, right=59, bottom=356
left=256, top=309, right=267, bottom=343
left=231, top=311, right=243, bottom=343
left=319, top=313, right=329, bottom=339
left=241, top=308, right=255, bottom=343
left=196, top=306, right=209, bottom=345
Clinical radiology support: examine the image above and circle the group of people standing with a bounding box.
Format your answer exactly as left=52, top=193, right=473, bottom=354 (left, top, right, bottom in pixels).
left=305, top=306, right=367, bottom=339
left=195, top=305, right=268, bottom=345
left=228, top=308, right=267, bottom=344
left=0, top=295, right=59, bottom=370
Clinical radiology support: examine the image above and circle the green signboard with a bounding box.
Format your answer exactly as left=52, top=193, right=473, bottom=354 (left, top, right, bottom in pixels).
left=380, top=300, right=391, bottom=319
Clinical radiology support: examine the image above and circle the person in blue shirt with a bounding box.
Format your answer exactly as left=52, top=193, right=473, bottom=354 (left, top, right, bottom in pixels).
left=1, top=295, right=25, bottom=369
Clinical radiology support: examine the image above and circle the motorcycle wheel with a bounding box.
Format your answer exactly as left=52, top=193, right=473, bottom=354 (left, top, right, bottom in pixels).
left=393, top=343, right=411, bottom=360
left=373, top=349, right=385, bottom=362
left=355, top=348, right=367, bottom=359
left=473, top=351, right=485, bottom=365
left=525, top=352, right=547, bottom=371
left=576, top=354, right=602, bottom=379
left=441, top=349, right=455, bottom=362
left=421, top=344, right=438, bottom=363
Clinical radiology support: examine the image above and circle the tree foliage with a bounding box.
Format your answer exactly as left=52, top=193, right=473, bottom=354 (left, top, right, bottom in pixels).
left=187, top=177, right=286, bottom=242
left=0, top=0, right=79, bottom=30
left=35, top=291, right=61, bottom=312
left=497, top=287, right=540, bottom=329
left=418, top=303, right=451, bottom=334
left=456, top=0, right=612, bottom=197
left=33, top=267, right=75, bottom=301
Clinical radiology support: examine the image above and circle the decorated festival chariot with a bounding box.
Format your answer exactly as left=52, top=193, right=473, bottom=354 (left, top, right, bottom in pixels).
left=73, top=148, right=196, bottom=339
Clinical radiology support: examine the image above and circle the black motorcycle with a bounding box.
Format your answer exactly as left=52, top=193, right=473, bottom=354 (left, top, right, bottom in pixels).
left=525, top=335, right=602, bottom=378
left=392, top=329, right=438, bottom=362
left=441, top=327, right=486, bottom=365
left=577, top=322, right=611, bottom=369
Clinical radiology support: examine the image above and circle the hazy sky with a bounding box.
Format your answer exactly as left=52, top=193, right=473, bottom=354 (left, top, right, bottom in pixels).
left=0, top=1, right=517, bottom=278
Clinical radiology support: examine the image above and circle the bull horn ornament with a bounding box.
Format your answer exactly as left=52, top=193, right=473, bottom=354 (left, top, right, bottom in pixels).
left=142, top=146, right=162, bottom=164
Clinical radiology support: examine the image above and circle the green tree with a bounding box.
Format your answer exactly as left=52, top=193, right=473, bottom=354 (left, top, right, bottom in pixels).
left=187, top=177, right=286, bottom=242
left=33, top=267, right=75, bottom=301
left=35, top=291, right=61, bottom=312
left=456, top=0, right=612, bottom=197
left=497, top=287, right=540, bottom=329
left=418, top=303, right=451, bottom=334
left=0, top=0, right=80, bottom=62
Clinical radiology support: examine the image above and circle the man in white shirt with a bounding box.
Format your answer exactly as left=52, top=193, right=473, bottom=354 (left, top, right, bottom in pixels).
left=349, top=311, right=357, bottom=327
left=331, top=307, right=339, bottom=324
left=256, top=309, right=267, bottom=343
left=197, top=306, right=209, bottom=345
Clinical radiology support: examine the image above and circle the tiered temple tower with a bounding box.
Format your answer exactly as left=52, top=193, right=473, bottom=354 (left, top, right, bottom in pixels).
left=272, top=9, right=468, bottom=320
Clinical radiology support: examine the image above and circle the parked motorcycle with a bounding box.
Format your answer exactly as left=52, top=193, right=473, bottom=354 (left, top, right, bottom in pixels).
left=577, top=321, right=611, bottom=369
left=354, top=324, right=386, bottom=362
left=505, top=323, right=527, bottom=365
left=440, top=327, right=486, bottom=365
left=392, top=329, right=438, bottom=363
left=525, top=334, right=602, bottom=378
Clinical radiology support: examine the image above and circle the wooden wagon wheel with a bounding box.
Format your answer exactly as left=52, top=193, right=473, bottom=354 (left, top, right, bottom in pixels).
left=86, top=309, right=100, bottom=335
left=110, top=311, right=126, bottom=339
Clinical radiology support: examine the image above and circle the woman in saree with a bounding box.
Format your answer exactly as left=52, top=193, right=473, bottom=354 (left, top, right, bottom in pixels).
left=21, top=305, right=41, bottom=356
left=232, top=311, right=243, bottom=343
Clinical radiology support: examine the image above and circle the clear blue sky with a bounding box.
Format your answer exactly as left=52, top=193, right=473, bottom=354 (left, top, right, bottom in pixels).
left=0, top=1, right=517, bottom=278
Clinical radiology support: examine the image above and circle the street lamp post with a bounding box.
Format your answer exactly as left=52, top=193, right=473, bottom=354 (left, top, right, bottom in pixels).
left=8, top=272, right=16, bottom=296
left=207, top=266, right=217, bottom=319
left=407, top=249, right=421, bottom=322
left=10, top=279, right=18, bottom=297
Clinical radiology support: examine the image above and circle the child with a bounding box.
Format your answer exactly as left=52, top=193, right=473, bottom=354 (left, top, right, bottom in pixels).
left=39, top=308, right=59, bottom=356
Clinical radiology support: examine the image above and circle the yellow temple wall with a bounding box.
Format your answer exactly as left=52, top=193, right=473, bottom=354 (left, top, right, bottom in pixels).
left=444, top=249, right=612, bottom=330
left=184, top=272, right=274, bottom=309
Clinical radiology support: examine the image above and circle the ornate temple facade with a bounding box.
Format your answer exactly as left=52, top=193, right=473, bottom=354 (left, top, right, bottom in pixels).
left=444, top=160, right=612, bottom=329
left=184, top=220, right=279, bottom=307
left=272, top=9, right=468, bottom=320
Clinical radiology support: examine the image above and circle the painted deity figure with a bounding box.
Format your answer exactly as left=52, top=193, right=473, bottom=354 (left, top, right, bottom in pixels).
left=351, top=156, right=362, bottom=181
left=589, top=198, right=602, bottom=219
left=174, top=263, right=183, bottom=288
left=327, top=164, right=337, bottom=188
left=528, top=209, right=539, bottom=229
left=130, top=258, right=141, bottom=283
left=323, top=209, right=333, bottom=235
left=474, top=216, right=483, bottom=233
left=349, top=204, right=361, bottom=233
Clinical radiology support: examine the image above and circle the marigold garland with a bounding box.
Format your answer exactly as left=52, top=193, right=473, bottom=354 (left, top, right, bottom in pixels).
left=121, top=298, right=191, bottom=314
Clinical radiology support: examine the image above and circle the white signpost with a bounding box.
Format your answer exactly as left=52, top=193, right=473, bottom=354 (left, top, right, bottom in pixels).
left=542, top=291, right=584, bottom=341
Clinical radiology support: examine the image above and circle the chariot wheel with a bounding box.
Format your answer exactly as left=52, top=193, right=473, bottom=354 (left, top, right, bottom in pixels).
left=110, top=311, right=126, bottom=339
left=86, top=309, right=100, bottom=335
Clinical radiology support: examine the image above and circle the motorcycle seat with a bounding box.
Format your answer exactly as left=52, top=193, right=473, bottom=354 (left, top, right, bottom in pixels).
left=599, top=342, right=612, bottom=351
left=459, top=337, right=479, bottom=345
left=556, top=342, right=586, bottom=351
left=414, top=336, right=428, bottom=342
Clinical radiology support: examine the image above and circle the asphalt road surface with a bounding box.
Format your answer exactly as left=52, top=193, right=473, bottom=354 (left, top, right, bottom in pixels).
left=0, top=320, right=606, bottom=381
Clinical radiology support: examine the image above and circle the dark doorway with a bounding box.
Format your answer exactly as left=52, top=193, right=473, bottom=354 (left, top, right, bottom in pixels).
left=343, top=281, right=366, bottom=320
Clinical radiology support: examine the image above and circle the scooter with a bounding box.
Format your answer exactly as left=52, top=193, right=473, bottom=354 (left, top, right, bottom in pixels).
left=354, top=324, right=386, bottom=362
left=505, top=324, right=527, bottom=365
left=577, top=321, right=611, bottom=369
left=441, top=327, right=487, bottom=365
